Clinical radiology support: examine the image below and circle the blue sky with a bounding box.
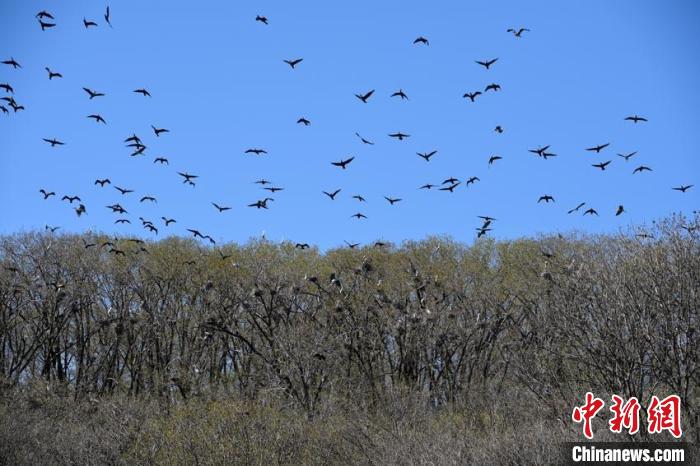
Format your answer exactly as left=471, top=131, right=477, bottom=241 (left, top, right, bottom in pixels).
left=1, top=1, right=698, bottom=249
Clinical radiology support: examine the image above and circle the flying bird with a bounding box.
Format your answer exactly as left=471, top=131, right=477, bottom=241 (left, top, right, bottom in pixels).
left=245, top=148, right=267, bottom=155
left=616, top=205, right=625, bottom=216
left=212, top=202, right=231, bottom=212
left=323, top=189, right=341, bottom=200
left=586, top=143, right=610, bottom=153
left=115, top=186, right=134, bottom=195
left=87, top=114, right=106, bottom=124
left=151, top=125, right=169, bottom=136
left=284, top=58, right=303, bottom=69
left=264, top=187, right=284, bottom=193
left=355, top=89, right=375, bottom=103
left=0, top=83, right=13, bottom=93
left=567, top=202, right=586, bottom=214
left=178, top=172, right=198, bottom=183
left=633, top=165, right=652, bottom=174
left=331, top=156, right=355, bottom=169
left=104, top=6, right=112, bottom=27
left=625, top=115, right=647, bottom=123
left=583, top=208, right=599, bottom=216
left=351, top=213, right=367, bottom=219
left=39, top=189, right=55, bottom=199
left=388, top=132, right=410, bottom=140
left=297, top=117, right=311, bottom=126
left=43, top=138, right=64, bottom=147
left=494, top=126, right=504, bottom=133
left=475, top=58, right=498, bottom=69
left=134, top=88, right=151, bottom=97
left=538, top=195, right=555, bottom=203
left=38, top=20, right=56, bottom=31
left=488, top=155, right=502, bottom=165
left=440, top=182, right=460, bottom=192
left=162, top=217, right=176, bottom=226
left=83, top=87, right=104, bottom=99
left=413, top=36, right=429, bottom=45
left=484, top=83, right=501, bottom=92
left=391, top=89, right=409, bottom=100
left=2, top=58, right=21, bottom=69
left=417, top=150, right=437, bottom=161
left=352, top=195, right=366, bottom=202
left=255, top=15, right=268, bottom=24
left=466, top=176, right=480, bottom=186
left=672, top=185, right=693, bottom=192
left=592, top=161, right=611, bottom=171
left=45, top=67, right=62, bottom=79
left=62, top=195, right=81, bottom=203
left=75, top=204, right=87, bottom=217
left=154, top=157, right=169, bottom=164
left=507, top=27, right=530, bottom=37
left=463, top=91, right=481, bottom=102
left=83, top=18, right=98, bottom=28
left=355, top=133, right=374, bottom=145
left=419, top=184, right=435, bottom=190
left=94, top=178, right=110, bottom=186
left=384, top=197, right=402, bottom=205
left=140, top=196, right=157, bottom=203
left=617, top=151, right=637, bottom=161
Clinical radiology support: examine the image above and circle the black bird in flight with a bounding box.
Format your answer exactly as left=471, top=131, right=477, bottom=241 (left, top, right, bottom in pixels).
left=83, top=18, right=98, bottom=28
left=391, top=89, right=409, bottom=100
left=568, top=202, right=586, bottom=214
left=256, top=15, right=268, bottom=24
left=440, top=182, right=460, bottom=192
left=162, top=217, right=176, bottom=226
left=538, top=195, right=555, bottom=203
left=115, top=186, right=134, bottom=195
left=625, top=115, right=647, bottom=123
left=154, top=157, right=169, bottom=164
left=463, top=91, right=481, bottom=102
left=478, top=215, right=497, bottom=222
left=248, top=198, right=273, bottom=209
left=134, top=88, right=151, bottom=97
left=62, top=195, right=81, bottom=203
left=507, top=27, right=530, bottom=37
left=2, top=58, right=21, bottom=69
left=345, top=241, right=360, bottom=249
left=0, top=83, right=13, bottom=93
left=420, top=183, right=435, bottom=189
left=332, top=157, right=355, bottom=169
left=672, top=185, right=693, bottom=192
left=466, top=176, right=480, bottom=186
left=355, top=132, right=374, bottom=145
left=39, top=20, right=56, bottom=31
left=187, top=228, right=204, bottom=239
left=297, top=117, right=311, bottom=126
left=245, top=148, right=267, bottom=155
left=633, top=165, right=652, bottom=174
left=124, top=133, right=142, bottom=144
left=87, top=114, right=106, bottom=124
left=104, top=6, right=112, bottom=28
left=106, top=204, right=127, bottom=214
left=39, top=189, right=55, bottom=199
left=494, top=126, right=504, bottom=133
left=115, top=219, right=130, bottom=224
left=212, top=202, right=231, bottom=212
left=178, top=172, right=198, bottom=184
left=43, top=138, right=64, bottom=147
left=264, top=187, right=284, bottom=193
left=529, top=145, right=550, bottom=157
left=592, top=160, right=611, bottom=171
left=352, top=195, right=366, bottom=202
left=83, top=87, right=104, bottom=99
left=323, top=189, right=341, bottom=200
left=583, top=208, right=599, bottom=216
left=45, top=67, right=62, bottom=79
left=476, top=58, right=498, bottom=69
left=355, top=89, right=375, bottom=103
left=351, top=213, right=367, bottom=219
left=284, top=58, right=303, bottom=69
left=616, top=205, right=625, bottom=216
left=417, top=150, right=437, bottom=161
left=140, top=196, right=157, bottom=203
left=586, top=143, right=610, bottom=153
left=75, top=204, right=87, bottom=217
left=45, top=225, right=60, bottom=233
left=488, top=155, right=502, bottom=165
left=255, top=179, right=271, bottom=185
left=617, top=151, right=637, bottom=161
left=94, top=178, right=110, bottom=186
left=413, top=36, right=429, bottom=45
left=443, top=177, right=459, bottom=185
left=295, top=243, right=311, bottom=250
left=36, top=10, right=54, bottom=20
left=388, top=132, right=410, bottom=140
left=384, top=196, right=402, bottom=205
left=484, top=83, right=501, bottom=92
left=151, top=125, right=169, bottom=136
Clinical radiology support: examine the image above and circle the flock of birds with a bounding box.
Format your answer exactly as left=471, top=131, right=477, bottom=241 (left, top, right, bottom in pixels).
left=1, top=7, right=696, bottom=252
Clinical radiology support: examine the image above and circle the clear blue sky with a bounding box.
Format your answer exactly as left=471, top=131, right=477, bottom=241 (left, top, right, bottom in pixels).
left=1, top=1, right=698, bottom=249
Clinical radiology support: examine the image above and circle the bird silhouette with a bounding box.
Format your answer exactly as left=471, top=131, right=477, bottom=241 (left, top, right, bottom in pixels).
left=256, top=15, right=268, bottom=24
left=264, top=187, right=284, bottom=193
left=140, top=196, right=157, bottom=203
left=529, top=145, right=550, bottom=157
left=419, top=184, right=435, bottom=190
left=583, top=208, right=599, bottom=216
left=488, top=155, right=502, bottom=165
left=617, top=151, right=637, bottom=161
left=36, top=10, right=54, bottom=20
left=75, top=204, right=87, bottom=217
left=345, top=241, right=360, bottom=248
left=625, top=115, right=647, bottom=123
left=162, top=217, right=176, bottom=226
left=45, top=67, right=62, bottom=79
left=134, top=88, right=151, bottom=97
left=672, top=185, right=693, bottom=192
left=417, top=150, right=437, bottom=161
left=104, top=6, right=112, bottom=28
left=633, top=165, right=652, bottom=174
left=115, top=186, right=134, bottom=195
left=45, top=225, right=60, bottom=233
left=586, top=143, right=610, bottom=153
left=248, top=198, right=273, bottom=209
left=440, top=182, right=460, bottom=192
left=39, top=20, right=56, bottom=31
left=115, top=219, right=130, bottom=224
left=494, top=126, right=504, bottom=133
left=62, top=195, right=81, bottom=203
left=323, top=189, right=341, bottom=200
left=538, top=195, right=555, bottom=203
left=355, top=133, right=374, bottom=145
left=187, top=229, right=204, bottom=239
left=384, top=197, right=402, bottom=205
left=388, top=132, right=410, bottom=140
left=592, top=161, right=611, bottom=170
left=87, top=114, right=106, bottom=124
left=352, top=195, right=366, bottom=202
left=331, top=157, right=355, bottom=169
left=94, top=178, right=111, bottom=187
left=284, top=58, right=303, bottom=69
left=212, top=202, right=231, bottom=212
left=297, top=117, right=311, bottom=126
left=466, top=176, right=480, bottom=186
left=484, top=83, right=501, bottom=92
left=245, top=148, right=267, bottom=155
left=178, top=172, right=198, bottom=184
left=351, top=213, right=367, bottom=219
left=507, top=27, right=530, bottom=37
left=443, top=177, right=459, bottom=185
left=413, top=36, right=429, bottom=45
left=43, top=138, right=64, bottom=147
left=475, top=58, right=498, bottom=69
left=83, top=18, right=98, bottom=28
left=0, top=83, right=13, bottom=93
left=568, top=202, right=586, bottom=214
left=355, top=89, right=375, bottom=103
left=616, top=205, right=625, bottom=216
left=39, top=189, right=55, bottom=199
left=391, top=89, right=409, bottom=100
left=255, top=179, right=271, bottom=185
left=151, top=125, right=169, bottom=136
left=154, top=157, right=168, bottom=164
left=463, top=91, right=481, bottom=102
left=2, top=58, right=21, bottom=69
left=83, top=87, right=104, bottom=99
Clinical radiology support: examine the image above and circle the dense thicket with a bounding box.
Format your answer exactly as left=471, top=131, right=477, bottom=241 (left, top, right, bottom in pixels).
left=0, top=214, right=698, bottom=464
